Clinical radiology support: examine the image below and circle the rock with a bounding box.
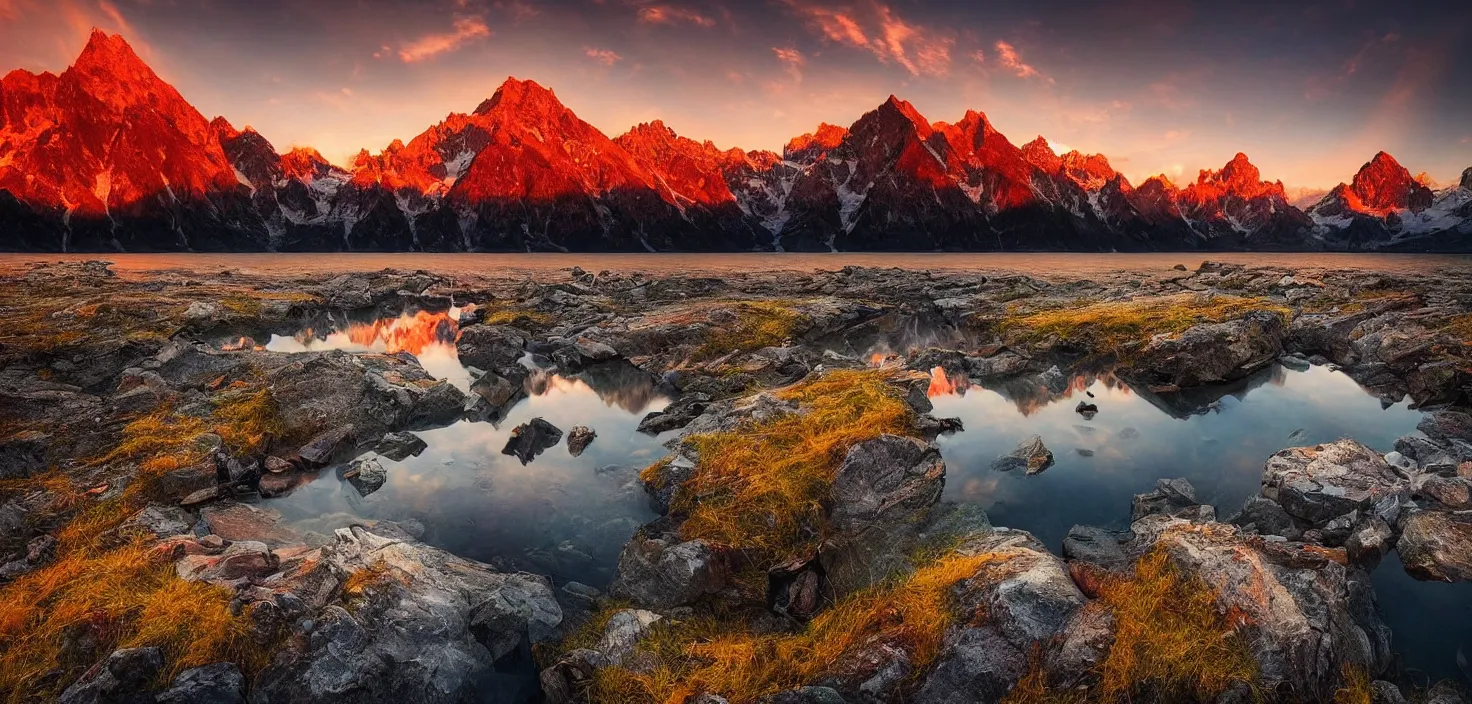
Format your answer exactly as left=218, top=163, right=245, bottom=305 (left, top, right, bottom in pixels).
left=199, top=502, right=299, bottom=547
left=552, top=339, right=619, bottom=370
left=455, top=325, right=527, bottom=372
left=1260, top=439, right=1410, bottom=528
left=1426, top=682, right=1469, bottom=704
left=344, top=457, right=388, bottom=497
left=1370, top=680, right=1409, bottom=704
left=990, top=435, right=1054, bottom=475
left=1128, top=516, right=1390, bottom=698
left=0, top=500, right=26, bottom=540
left=177, top=540, right=278, bottom=584
left=566, top=426, right=597, bottom=457
left=373, top=431, right=427, bottom=462
left=916, top=530, right=1085, bottom=704
left=821, top=435, right=947, bottom=596
left=298, top=425, right=355, bottom=467
left=502, top=418, right=564, bottom=465
left=1393, top=435, right=1461, bottom=476
left=1075, top=401, right=1098, bottom=419
left=184, top=301, right=222, bottom=325
left=609, top=535, right=726, bottom=609
left=59, top=647, right=164, bottom=704
left=762, top=688, right=847, bottom=704
left=264, top=456, right=294, bottom=474
left=593, top=609, right=662, bottom=667
left=1061, top=525, right=1130, bottom=570
left=1419, top=476, right=1472, bottom=509
left=1131, top=478, right=1205, bottom=521
left=1041, top=601, right=1116, bottom=690
left=251, top=525, right=562, bottom=704
left=120, top=504, right=193, bottom=539
left=157, top=662, right=245, bottom=704
left=469, top=368, right=526, bottom=414
left=637, top=394, right=712, bottom=435
left=1398, top=510, right=1472, bottom=582
left=180, top=485, right=225, bottom=508
left=1127, top=309, right=1286, bottom=387
left=1228, top=496, right=1301, bottom=540
left=1345, top=517, right=1394, bottom=568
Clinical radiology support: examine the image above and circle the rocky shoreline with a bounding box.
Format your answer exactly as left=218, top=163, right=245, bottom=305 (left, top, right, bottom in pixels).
left=1, top=258, right=1470, bottom=703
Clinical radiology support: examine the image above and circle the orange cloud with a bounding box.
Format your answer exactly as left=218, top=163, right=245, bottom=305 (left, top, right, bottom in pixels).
left=773, top=46, right=805, bottom=82
left=782, top=0, right=953, bottom=77
left=994, top=40, right=1051, bottom=84
left=398, top=17, right=490, bottom=63
left=585, top=47, right=622, bottom=65
left=637, top=5, right=715, bottom=27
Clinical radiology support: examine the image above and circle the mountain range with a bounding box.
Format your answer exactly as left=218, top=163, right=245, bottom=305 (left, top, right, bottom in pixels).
left=2, top=31, right=1469, bottom=253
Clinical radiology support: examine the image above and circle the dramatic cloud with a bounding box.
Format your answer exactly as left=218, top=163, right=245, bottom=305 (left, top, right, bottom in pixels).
left=994, top=40, right=1052, bottom=83
left=637, top=5, right=716, bottom=27
left=585, top=47, right=623, bottom=65
left=783, top=0, right=954, bottom=77
left=772, top=46, right=805, bottom=81
left=397, top=17, right=490, bottom=63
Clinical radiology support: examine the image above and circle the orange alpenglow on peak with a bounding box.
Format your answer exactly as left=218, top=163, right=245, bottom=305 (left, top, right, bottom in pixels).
left=1325, top=151, right=1435, bottom=215
left=784, top=123, right=849, bottom=161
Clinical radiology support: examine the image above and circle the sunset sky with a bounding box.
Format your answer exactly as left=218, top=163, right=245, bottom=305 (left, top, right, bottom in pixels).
left=2, top=0, right=1469, bottom=190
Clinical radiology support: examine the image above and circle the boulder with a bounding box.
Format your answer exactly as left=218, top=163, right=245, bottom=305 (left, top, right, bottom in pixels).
left=1131, top=478, right=1210, bottom=521
left=637, top=393, right=713, bottom=435
left=1418, top=476, right=1472, bottom=509
left=456, top=325, right=527, bottom=372
left=821, top=435, right=947, bottom=596
left=915, top=530, right=1086, bottom=704
left=1228, top=496, right=1301, bottom=540
left=990, top=435, right=1054, bottom=475
left=176, top=540, right=278, bottom=584
left=501, top=418, right=564, bottom=465
left=157, top=663, right=245, bottom=704
left=1127, top=309, right=1286, bottom=387
left=298, top=425, right=355, bottom=467
left=566, top=426, right=597, bottom=457
left=1397, top=510, right=1472, bottom=582
left=592, top=609, right=662, bottom=667
left=59, top=647, right=164, bottom=704
left=1260, top=439, right=1409, bottom=528
left=120, top=504, right=194, bottom=539
left=609, top=535, right=727, bottom=609
left=344, top=457, right=388, bottom=497
left=250, top=525, right=562, bottom=703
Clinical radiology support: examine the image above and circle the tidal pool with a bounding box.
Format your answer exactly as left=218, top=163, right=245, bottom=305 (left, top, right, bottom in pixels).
left=930, top=362, right=1472, bottom=684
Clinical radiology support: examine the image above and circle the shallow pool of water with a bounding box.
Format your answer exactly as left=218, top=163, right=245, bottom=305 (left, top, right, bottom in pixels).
left=931, top=362, right=1472, bottom=683
left=268, top=372, right=668, bottom=586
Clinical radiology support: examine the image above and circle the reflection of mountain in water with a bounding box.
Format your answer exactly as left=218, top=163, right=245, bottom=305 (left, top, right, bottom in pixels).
left=830, top=312, right=986, bottom=359
left=524, top=361, right=663, bottom=416
left=969, top=365, right=1320, bottom=420
left=984, top=370, right=1132, bottom=417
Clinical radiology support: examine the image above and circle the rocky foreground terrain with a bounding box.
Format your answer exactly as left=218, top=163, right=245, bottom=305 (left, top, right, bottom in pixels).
left=1, top=258, right=1471, bottom=704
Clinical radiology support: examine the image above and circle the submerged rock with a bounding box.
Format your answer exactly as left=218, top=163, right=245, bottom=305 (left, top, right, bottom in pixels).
left=344, top=457, right=388, bottom=497
left=566, top=426, right=597, bottom=457
left=990, top=435, right=1054, bottom=475
left=502, top=418, right=564, bottom=465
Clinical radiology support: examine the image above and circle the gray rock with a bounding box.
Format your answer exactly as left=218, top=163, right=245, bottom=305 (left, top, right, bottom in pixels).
left=609, top=535, right=726, bottom=609
left=373, top=431, right=427, bottom=462
left=762, top=687, right=847, bottom=704
left=821, top=435, right=947, bottom=596
left=345, top=457, right=388, bottom=497
left=637, top=393, right=712, bottom=435
left=1370, top=680, right=1408, bottom=704
left=1345, top=518, right=1395, bottom=567
left=566, top=426, right=597, bottom=457
left=250, top=525, right=561, bottom=704
left=1061, top=525, right=1130, bottom=570
left=1128, top=309, right=1286, bottom=387
left=1260, top=439, right=1410, bottom=528
left=1398, top=510, right=1472, bottom=582
left=469, top=369, right=526, bottom=413
left=120, top=504, right=193, bottom=539
left=990, top=435, right=1054, bottom=475
left=60, top=647, right=164, bottom=704
left=298, top=425, right=355, bottom=467
left=1042, top=602, right=1116, bottom=689
left=593, top=609, right=662, bottom=667
left=1228, top=496, right=1301, bottom=540
left=456, top=325, right=527, bottom=372
left=1420, top=476, right=1472, bottom=509
left=1426, top=682, right=1469, bottom=704
left=0, top=499, right=29, bottom=540
left=177, top=540, right=278, bottom=584
left=1132, top=477, right=1206, bottom=521
left=157, top=663, right=245, bottom=704
left=184, top=301, right=222, bottom=325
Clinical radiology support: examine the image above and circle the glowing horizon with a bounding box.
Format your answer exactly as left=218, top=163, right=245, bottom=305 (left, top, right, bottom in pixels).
left=2, top=0, right=1469, bottom=190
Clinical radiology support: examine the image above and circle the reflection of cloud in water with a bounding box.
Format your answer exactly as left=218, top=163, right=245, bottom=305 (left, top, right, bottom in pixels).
left=267, top=373, right=669, bottom=587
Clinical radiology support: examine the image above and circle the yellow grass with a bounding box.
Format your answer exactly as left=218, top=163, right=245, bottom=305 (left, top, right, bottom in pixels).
left=695, top=301, right=806, bottom=361
left=1332, top=666, right=1372, bottom=704
left=90, top=408, right=209, bottom=478
left=1005, top=294, right=1291, bottom=352
left=213, top=388, right=284, bottom=455
left=675, top=370, right=913, bottom=571
left=587, top=552, right=996, bottom=704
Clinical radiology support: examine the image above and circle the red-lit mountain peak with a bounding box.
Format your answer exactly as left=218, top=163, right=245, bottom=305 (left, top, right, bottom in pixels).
left=1020, top=137, right=1063, bottom=174
left=1184, top=153, right=1284, bottom=203
left=614, top=120, right=736, bottom=205
left=1059, top=150, right=1125, bottom=191
left=1340, top=151, right=1434, bottom=214
left=784, top=122, right=848, bottom=162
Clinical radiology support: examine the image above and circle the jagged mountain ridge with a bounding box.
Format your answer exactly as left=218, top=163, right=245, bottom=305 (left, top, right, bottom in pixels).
left=1, top=31, right=1469, bottom=252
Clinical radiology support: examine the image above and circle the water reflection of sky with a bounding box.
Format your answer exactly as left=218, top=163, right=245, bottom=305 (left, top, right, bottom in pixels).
left=269, top=375, right=667, bottom=587
left=932, top=363, right=1472, bottom=683
left=263, top=309, right=471, bottom=392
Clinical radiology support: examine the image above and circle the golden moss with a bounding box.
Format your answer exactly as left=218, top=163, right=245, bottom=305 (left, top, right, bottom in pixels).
left=1440, top=313, right=1472, bottom=344
left=213, top=388, right=283, bottom=455
left=587, top=552, right=995, bottom=704
left=1005, top=294, right=1291, bottom=352
left=340, top=560, right=404, bottom=606
left=90, top=408, right=209, bottom=478
left=0, top=538, right=258, bottom=700
left=675, top=370, right=913, bottom=571
left=695, top=301, right=807, bottom=361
